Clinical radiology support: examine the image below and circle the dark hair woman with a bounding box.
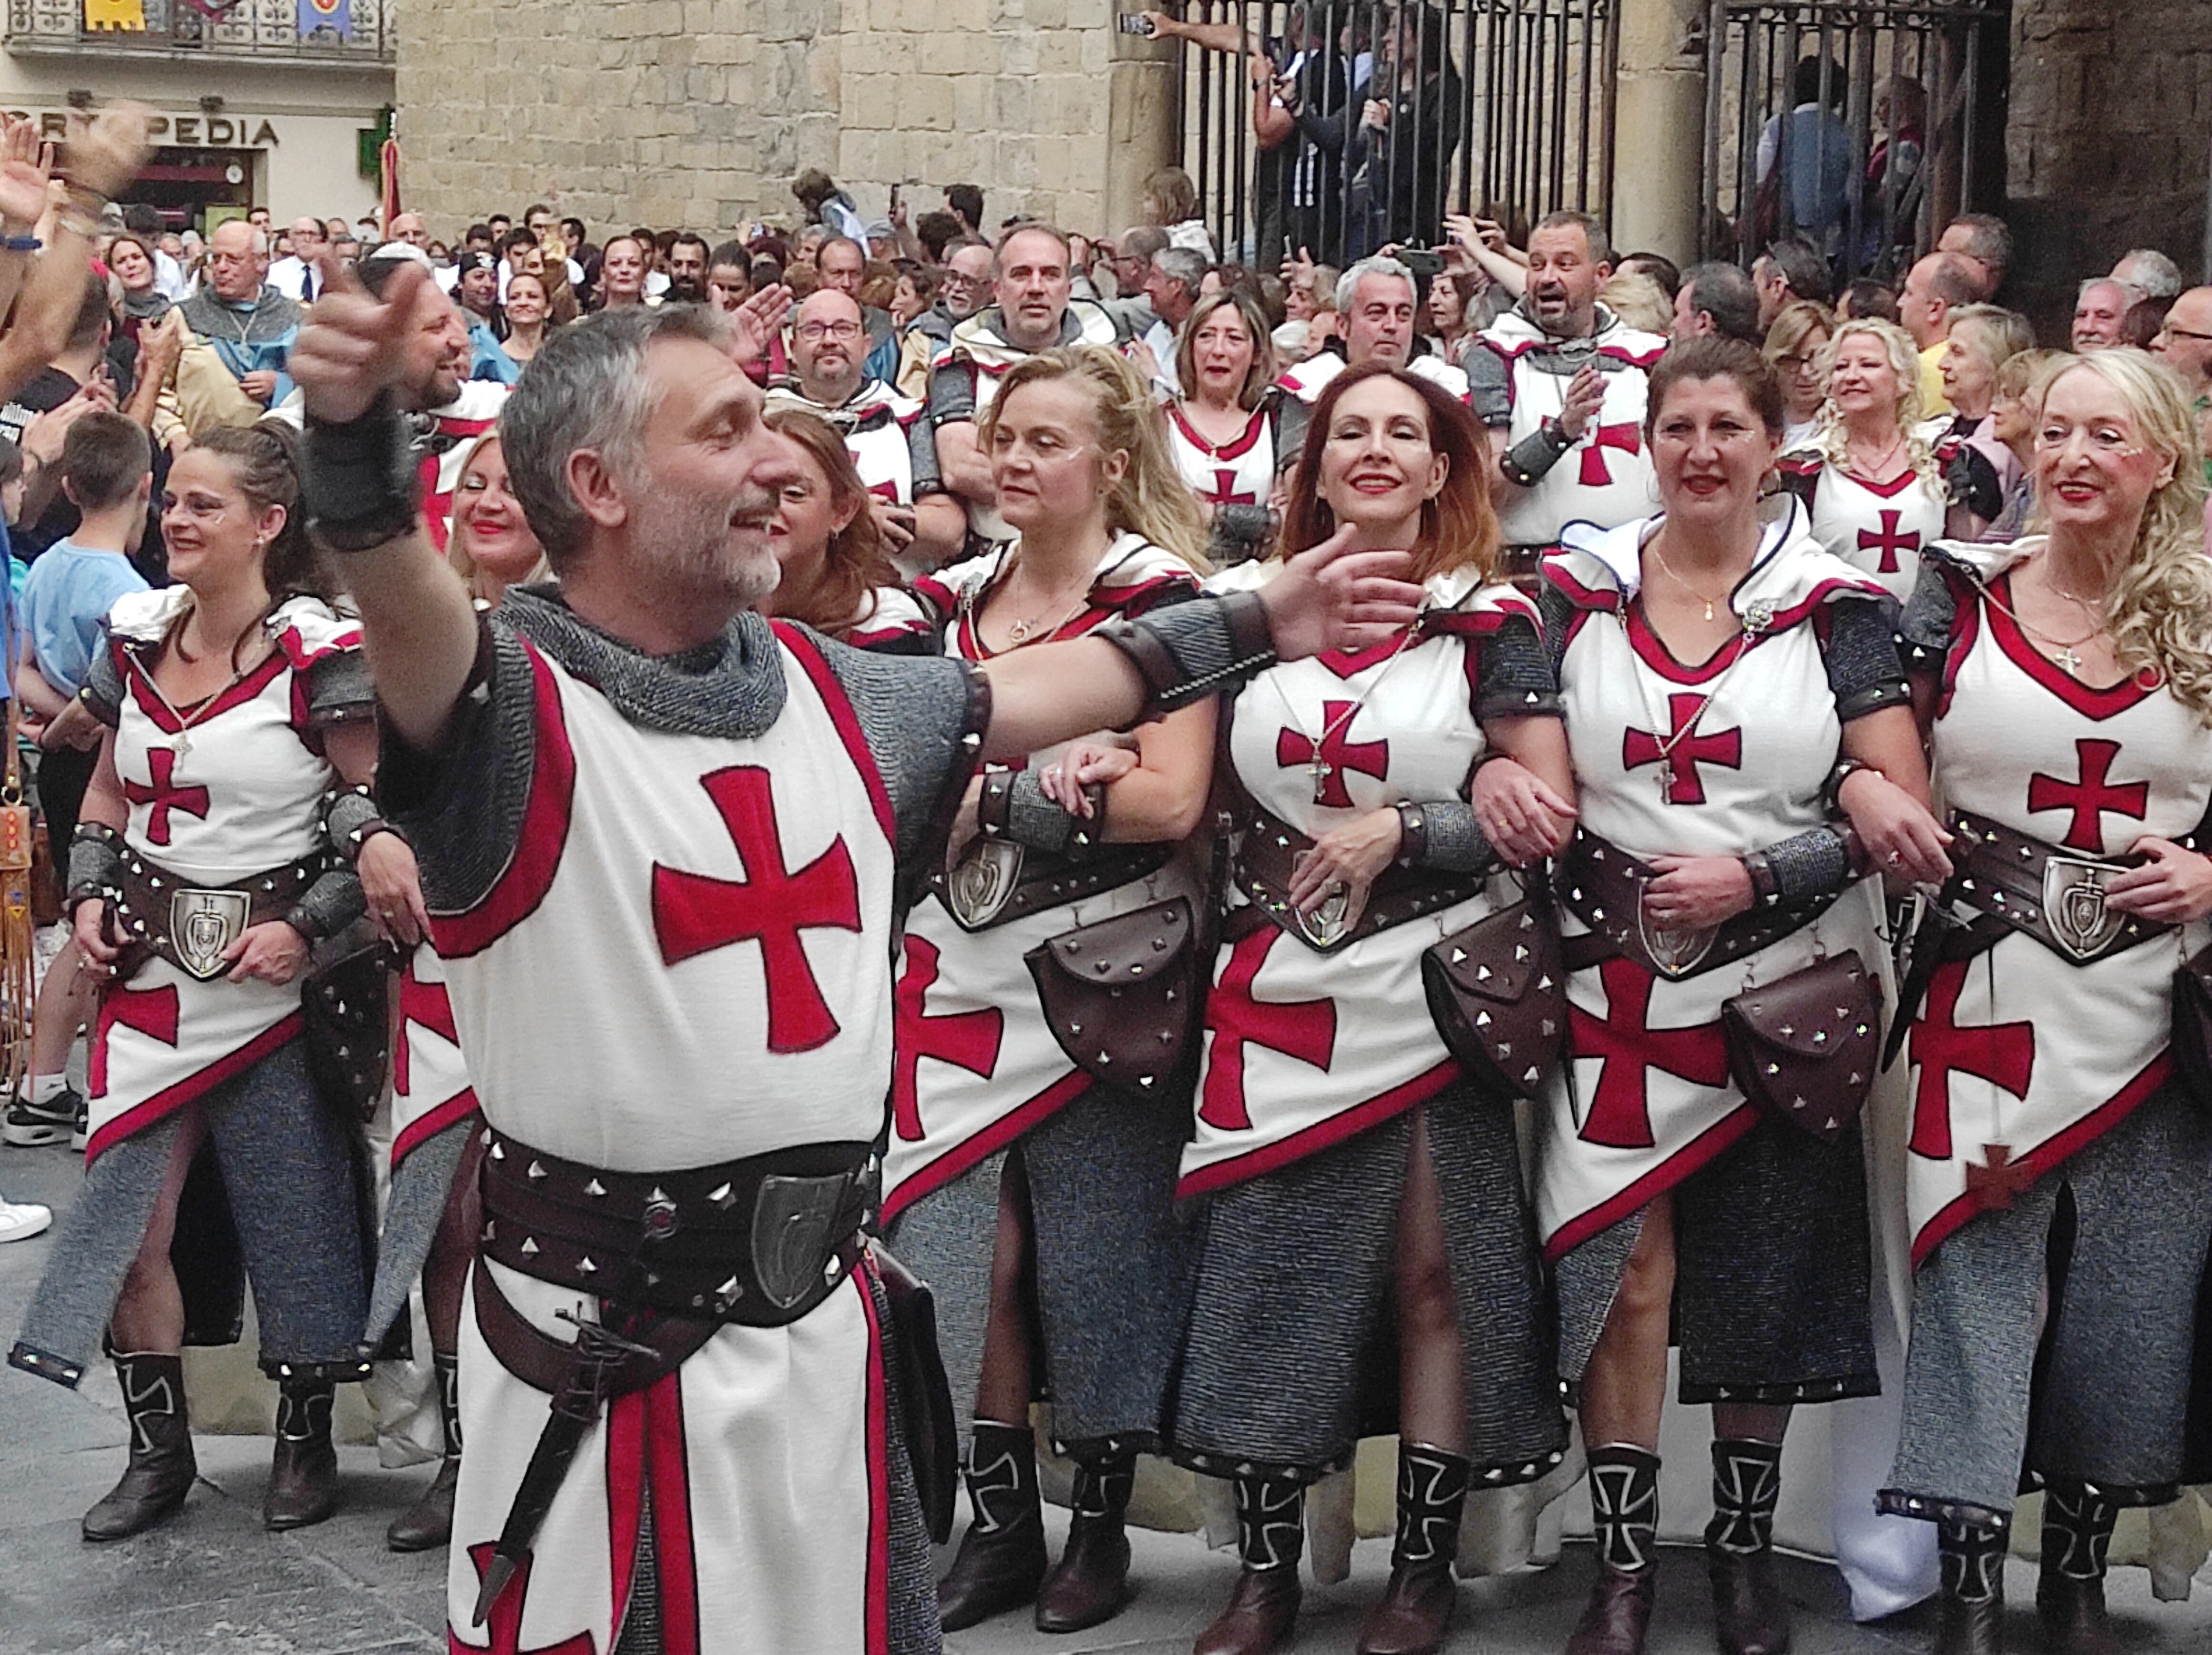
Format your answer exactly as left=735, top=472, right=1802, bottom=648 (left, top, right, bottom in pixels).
left=759, top=407, right=932, bottom=652
left=1166, top=363, right=1573, bottom=1655
left=1536, top=338, right=1937, bottom=1655
left=10, top=423, right=407, bottom=1541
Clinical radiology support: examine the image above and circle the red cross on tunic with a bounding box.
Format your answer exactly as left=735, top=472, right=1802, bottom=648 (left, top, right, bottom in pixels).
left=1206, top=468, right=1259, bottom=507
left=2027, top=737, right=2149, bottom=855
left=1276, top=700, right=1390, bottom=808
left=89, top=981, right=180, bottom=1100
left=1622, top=693, right=1742, bottom=807
left=650, top=766, right=862, bottom=1054
left=1199, top=927, right=1336, bottom=1132
left=1856, top=507, right=1920, bottom=574
left=122, top=748, right=210, bottom=848
left=1578, top=422, right=1641, bottom=487
left=891, top=936, right=1003, bottom=1141
left=1907, top=960, right=2035, bottom=1161
left=1567, top=956, right=1729, bottom=1149
left=452, top=1544, right=595, bottom=1655
left=394, top=962, right=458, bottom=1099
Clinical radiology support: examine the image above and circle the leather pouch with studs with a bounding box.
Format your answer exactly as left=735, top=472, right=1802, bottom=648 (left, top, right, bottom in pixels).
left=1025, top=897, right=1201, bottom=1096
left=1420, top=889, right=1567, bottom=1103
left=1719, top=950, right=1882, bottom=1144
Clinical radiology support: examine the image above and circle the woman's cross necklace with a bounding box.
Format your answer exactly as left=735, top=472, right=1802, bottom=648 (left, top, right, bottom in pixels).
left=134, top=611, right=266, bottom=757
left=1983, top=568, right=2106, bottom=674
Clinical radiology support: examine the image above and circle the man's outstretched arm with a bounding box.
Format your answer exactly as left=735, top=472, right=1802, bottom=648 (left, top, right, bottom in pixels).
left=290, top=256, right=481, bottom=753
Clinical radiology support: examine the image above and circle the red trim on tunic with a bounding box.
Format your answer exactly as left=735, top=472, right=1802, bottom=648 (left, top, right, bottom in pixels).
left=1166, top=400, right=1269, bottom=462
left=879, top=1069, right=1094, bottom=1225
left=772, top=621, right=896, bottom=846
left=645, top=1374, right=700, bottom=1655
left=857, top=1265, right=891, bottom=1655
left=390, top=1092, right=481, bottom=1168
left=607, top=1389, right=646, bottom=1636
left=430, top=643, right=577, bottom=960
left=1933, top=565, right=1983, bottom=722
left=1620, top=577, right=1885, bottom=686
left=1541, top=1103, right=1762, bottom=1263
left=125, top=647, right=288, bottom=735
left=1176, top=1056, right=1463, bottom=1199
left=1981, top=575, right=2158, bottom=720
left=1826, top=463, right=1925, bottom=501
left=1909, top=1052, right=2172, bottom=1267
left=86, top=1009, right=306, bottom=1161
left=1306, top=605, right=1525, bottom=681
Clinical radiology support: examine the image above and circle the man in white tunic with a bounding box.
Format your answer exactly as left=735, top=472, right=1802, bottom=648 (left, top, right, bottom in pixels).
left=287, top=270, right=1420, bottom=1655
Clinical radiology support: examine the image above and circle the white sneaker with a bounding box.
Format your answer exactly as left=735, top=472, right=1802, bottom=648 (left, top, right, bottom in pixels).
left=0, top=1196, right=52, bottom=1242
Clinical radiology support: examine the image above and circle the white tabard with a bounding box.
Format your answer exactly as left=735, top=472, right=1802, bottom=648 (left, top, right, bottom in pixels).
left=1164, top=400, right=1279, bottom=511
left=1178, top=564, right=1539, bottom=1197
left=1898, top=540, right=2212, bottom=1265
left=87, top=591, right=361, bottom=1160
left=1534, top=509, right=1889, bottom=1259
left=764, top=378, right=932, bottom=508
left=431, top=623, right=904, bottom=1655
left=884, top=535, right=1200, bottom=1220
left=1277, top=349, right=1470, bottom=405
left=390, top=942, right=477, bottom=1169
left=1782, top=449, right=1950, bottom=608
left=417, top=382, right=509, bottom=554
left=1470, top=306, right=1666, bottom=548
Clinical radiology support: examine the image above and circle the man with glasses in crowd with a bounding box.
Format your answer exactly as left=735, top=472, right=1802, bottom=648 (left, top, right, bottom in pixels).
left=896, top=235, right=997, bottom=398
left=2152, top=286, right=2212, bottom=485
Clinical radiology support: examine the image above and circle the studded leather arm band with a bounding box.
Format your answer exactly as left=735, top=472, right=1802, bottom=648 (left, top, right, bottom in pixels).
left=1500, top=419, right=1573, bottom=488
left=64, top=823, right=126, bottom=919
left=1004, top=767, right=1108, bottom=859
left=303, top=393, right=421, bottom=553
left=1396, top=798, right=1496, bottom=874
left=1094, top=589, right=1278, bottom=719
left=323, top=785, right=405, bottom=867
left=284, top=866, right=367, bottom=943
left=1742, top=826, right=1854, bottom=909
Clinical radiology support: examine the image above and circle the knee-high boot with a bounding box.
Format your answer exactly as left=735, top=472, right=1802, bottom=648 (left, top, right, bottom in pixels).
left=1194, top=1472, right=1305, bottom=1655
left=1566, top=1445, right=1660, bottom=1655
left=1936, top=1514, right=2009, bottom=1655
left=1035, top=1440, right=1136, bottom=1633
left=264, top=1373, right=339, bottom=1531
left=1705, top=1439, right=1790, bottom=1655
left=82, top=1352, right=196, bottom=1541
left=2036, top=1482, right=2120, bottom=1655
left=1356, top=1442, right=1469, bottom=1655
left=936, top=1420, right=1048, bottom=1631
left=388, top=1350, right=462, bottom=1551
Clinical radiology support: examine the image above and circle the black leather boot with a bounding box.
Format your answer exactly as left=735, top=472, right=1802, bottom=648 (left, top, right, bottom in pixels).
left=1355, top=1442, right=1468, bottom=1655
left=1935, top=1515, right=2008, bottom=1655
left=935, top=1420, right=1048, bottom=1631
left=1705, top=1439, right=1791, bottom=1655
left=387, top=1351, right=461, bottom=1552
left=1035, top=1442, right=1135, bottom=1633
left=264, top=1375, right=339, bottom=1531
left=82, top=1352, right=196, bottom=1541
left=1567, top=1445, right=1660, bottom=1655
left=2036, top=1483, right=2120, bottom=1655
left=1194, top=1472, right=1304, bottom=1655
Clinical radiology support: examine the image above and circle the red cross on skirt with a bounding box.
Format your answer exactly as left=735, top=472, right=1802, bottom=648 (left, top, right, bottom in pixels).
left=1567, top=957, right=1729, bottom=1149
left=1208, top=468, right=1259, bottom=507
left=2027, top=737, right=2149, bottom=854
left=1199, top=928, right=1336, bottom=1132
left=1856, top=507, right=1919, bottom=574
left=89, top=981, right=180, bottom=1100
left=1622, top=693, right=1741, bottom=806
left=891, top=936, right=1003, bottom=1141
left=650, top=766, right=862, bottom=1054
left=122, top=748, right=210, bottom=847
left=1578, top=422, right=1641, bottom=486
left=1277, top=700, right=1390, bottom=807
left=453, top=1545, right=595, bottom=1655
left=1907, top=960, right=2035, bottom=1160
left=394, top=962, right=458, bottom=1099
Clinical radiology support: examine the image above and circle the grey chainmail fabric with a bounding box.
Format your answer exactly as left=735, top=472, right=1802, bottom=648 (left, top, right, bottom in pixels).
left=1762, top=826, right=1854, bottom=904
left=1414, top=800, right=1494, bottom=874
left=362, top=1115, right=473, bottom=1346
left=500, top=586, right=788, bottom=739
left=1473, top=613, right=1563, bottom=719
left=1170, top=1089, right=1568, bottom=1486
left=1553, top=1115, right=1878, bottom=1405
left=1884, top=1084, right=2212, bottom=1518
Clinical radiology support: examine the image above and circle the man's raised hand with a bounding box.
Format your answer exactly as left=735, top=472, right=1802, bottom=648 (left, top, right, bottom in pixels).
left=291, top=253, right=426, bottom=424
left=1259, top=524, right=1424, bottom=661
left=729, top=283, right=792, bottom=368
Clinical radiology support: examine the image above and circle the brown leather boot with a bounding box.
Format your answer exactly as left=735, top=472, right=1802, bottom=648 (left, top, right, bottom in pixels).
left=1566, top=1565, right=1657, bottom=1655
left=936, top=1421, right=1047, bottom=1632
left=1354, top=1442, right=1468, bottom=1655
left=387, top=1351, right=461, bottom=1552
left=1035, top=1448, right=1134, bottom=1633
left=82, top=1352, right=196, bottom=1541
left=1566, top=1445, right=1661, bottom=1655
left=1195, top=1565, right=1302, bottom=1655
left=264, top=1376, right=339, bottom=1531
left=2035, top=1483, right=2119, bottom=1655
left=1935, top=1516, right=2007, bottom=1655
left=1705, top=1440, right=1790, bottom=1655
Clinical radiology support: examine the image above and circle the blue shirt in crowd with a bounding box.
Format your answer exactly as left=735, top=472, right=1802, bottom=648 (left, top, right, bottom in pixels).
left=20, top=539, right=149, bottom=697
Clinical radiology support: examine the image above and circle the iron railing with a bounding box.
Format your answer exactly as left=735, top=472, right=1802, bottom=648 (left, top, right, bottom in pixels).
left=7, top=0, right=396, bottom=61
left=1700, top=0, right=2006, bottom=281
left=1175, top=0, right=1618, bottom=273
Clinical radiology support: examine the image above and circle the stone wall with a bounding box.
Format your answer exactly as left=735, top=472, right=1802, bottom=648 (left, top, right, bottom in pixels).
left=394, top=0, right=1174, bottom=242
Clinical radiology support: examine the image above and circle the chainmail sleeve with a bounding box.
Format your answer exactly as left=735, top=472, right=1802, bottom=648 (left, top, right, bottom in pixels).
left=375, top=619, right=538, bottom=914
left=303, top=646, right=377, bottom=729
left=907, top=414, right=944, bottom=493
left=1465, top=341, right=1512, bottom=428
left=1897, top=560, right=1959, bottom=679
left=1819, top=594, right=1911, bottom=720
left=1474, top=612, right=1563, bottom=720
left=79, top=633, right=124, bottom=726
left=1534, top=580, right=1579, bottom=678
left=813, top=637, right=990, bottom=869
left=925, top=355, right=978, bottom=429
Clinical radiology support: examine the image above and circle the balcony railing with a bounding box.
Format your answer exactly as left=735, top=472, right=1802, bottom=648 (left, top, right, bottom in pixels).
left=8, top=0, right=395, bottom=63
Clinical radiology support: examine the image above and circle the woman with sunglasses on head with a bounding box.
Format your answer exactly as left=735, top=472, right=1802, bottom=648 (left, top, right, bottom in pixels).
left=884, top=346, right=1212, bottom=1638
left=1536, top=338, right=1937, bottom=1655
left=1881, top=349, right=2212, bottom=1655
left=1168, top=363, right=1572, bottom=1655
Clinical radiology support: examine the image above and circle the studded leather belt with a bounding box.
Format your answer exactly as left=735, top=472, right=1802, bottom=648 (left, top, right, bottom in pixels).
left=1554, top=826, right=1837, bottom=981
left=1945, top=809, right=2170, bottom=965
left=1234, top=799, right=1483, bottom=953
left=88, top=824, right=323, bottom=983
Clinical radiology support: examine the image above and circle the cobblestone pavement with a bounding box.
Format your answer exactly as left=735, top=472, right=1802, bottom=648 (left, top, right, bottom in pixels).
left=4, top=1141, right=2208, bottom=1654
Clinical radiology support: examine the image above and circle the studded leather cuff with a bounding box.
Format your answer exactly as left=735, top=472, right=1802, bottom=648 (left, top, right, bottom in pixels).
left=285, top=866, right=367, bottom=943
left=998, top=767, right=1106, bottom=859
left=323, top=785, right=404, bottom=866
left=1095, top=589, right=1278, bottom=719
left=1751, top=826, right=1854, bottom=908
left=64, top=822, right=126, bottom=918
left=1501, top=422, right=1572, bottom=487
left=1406, top=798, right=1495, bottom=874
left=303, top=393, right=421, bottom=553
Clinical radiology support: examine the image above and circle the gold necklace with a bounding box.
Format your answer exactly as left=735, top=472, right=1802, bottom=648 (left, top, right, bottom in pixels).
left=1981, top=582, right=2104, bottom=674
left=1647, top=542, right=1741, bottom=624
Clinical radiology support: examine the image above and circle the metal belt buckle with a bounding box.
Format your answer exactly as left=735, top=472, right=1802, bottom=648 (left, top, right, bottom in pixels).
left=2041, top=856, right=2125, bottom=961
left=751, top=1171, right=853, bottom=1310
left=947, top=839, right=1024, bottom=929
left=171, top=888, right=252, bottom=980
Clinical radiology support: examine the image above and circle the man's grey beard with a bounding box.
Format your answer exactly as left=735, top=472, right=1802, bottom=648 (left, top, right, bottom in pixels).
left=627, top=484, right=781, bottom=614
